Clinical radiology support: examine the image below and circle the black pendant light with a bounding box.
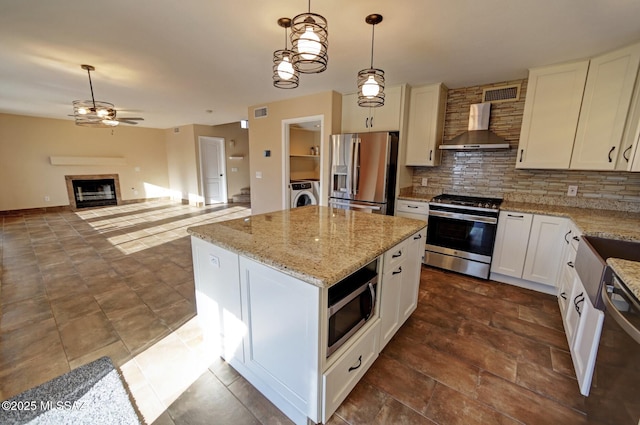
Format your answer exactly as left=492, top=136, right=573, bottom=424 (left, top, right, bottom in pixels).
left=273, top=18, right=299, bottom=89
left=290, top=0, right=328, bottom=74
left=357, top=14, right=385, bottom=107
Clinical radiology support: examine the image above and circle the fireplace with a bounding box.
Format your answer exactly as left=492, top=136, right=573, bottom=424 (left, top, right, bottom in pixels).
left=65, top=174, right=122, bottom=209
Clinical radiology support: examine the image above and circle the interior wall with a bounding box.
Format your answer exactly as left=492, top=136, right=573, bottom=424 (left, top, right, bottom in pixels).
left=165, top=125, right=198, bottom=204
left=248, top=91, right=342, bottom=214
left=0, top=113, right=169, bottom=211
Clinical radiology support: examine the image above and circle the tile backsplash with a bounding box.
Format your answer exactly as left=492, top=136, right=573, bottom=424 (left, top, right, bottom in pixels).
left=410, top=79, right=640, bottom=212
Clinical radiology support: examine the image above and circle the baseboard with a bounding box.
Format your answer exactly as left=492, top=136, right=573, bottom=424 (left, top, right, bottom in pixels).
left=489, top=272, right=557, bottom=295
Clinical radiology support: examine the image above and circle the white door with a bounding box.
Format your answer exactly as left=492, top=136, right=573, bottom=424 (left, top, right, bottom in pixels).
left=199, top=137, right=227, bottom=205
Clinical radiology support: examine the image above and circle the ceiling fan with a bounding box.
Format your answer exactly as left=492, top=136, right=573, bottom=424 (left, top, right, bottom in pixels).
left=71, top=64, right=144, bottom=127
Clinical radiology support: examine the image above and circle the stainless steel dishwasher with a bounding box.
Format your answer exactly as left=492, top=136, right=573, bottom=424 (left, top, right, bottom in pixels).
left=575, top=236, right=640, bottom=425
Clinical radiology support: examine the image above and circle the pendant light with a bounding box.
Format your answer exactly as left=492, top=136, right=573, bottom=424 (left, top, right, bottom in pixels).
left=273, top=18, right=299, bottom=89
left=290, top=0, right=328, bottom=74
left=357, top=14, right=385, bottom=107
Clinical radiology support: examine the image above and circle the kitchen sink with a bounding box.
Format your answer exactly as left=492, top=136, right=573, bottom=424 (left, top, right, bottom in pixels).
left=575, top=235, right=640, bottom=310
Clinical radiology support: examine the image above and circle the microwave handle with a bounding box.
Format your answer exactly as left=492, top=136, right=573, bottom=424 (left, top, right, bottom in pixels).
left=364, top=281, right=375, bottom=320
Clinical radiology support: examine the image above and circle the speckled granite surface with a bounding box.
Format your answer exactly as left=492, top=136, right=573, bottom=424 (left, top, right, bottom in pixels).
left=187, top=206, right=426, bottom=287
left=0, top=356, right=140, bottom=425
left=607, top=258, right=640, bottom=302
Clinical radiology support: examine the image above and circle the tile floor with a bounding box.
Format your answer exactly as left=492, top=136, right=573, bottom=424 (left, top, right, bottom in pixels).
left=1, top=201, right=591, bottom=424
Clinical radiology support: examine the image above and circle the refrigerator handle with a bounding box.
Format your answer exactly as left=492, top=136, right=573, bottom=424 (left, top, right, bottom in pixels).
left=352, top=138, right=360, bottom=196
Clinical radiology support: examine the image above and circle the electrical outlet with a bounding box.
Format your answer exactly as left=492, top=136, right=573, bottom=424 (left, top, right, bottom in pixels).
left=567, top=185, right=578, bottom=197
left=421, top=178, right=428, bottom=186
left=44, top=195, right=50, bottom=202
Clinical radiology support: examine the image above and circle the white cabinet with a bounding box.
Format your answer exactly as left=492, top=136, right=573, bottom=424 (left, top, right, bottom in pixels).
left=617, top=67, right=640, bottom=171
left=491, top=211, right=533, bottom=277
left=517, top=42, right=640, bottom=171
left=516, top=61, right=589, bottom=169
left=558, top=222, right=581, bottom=338
left=405, top=83, right=448, bottom=166
left=395, top=199, right=429, bottom=222
left=238, top=257, right=321, bottom=423
left=571, top=42, right=640, bottom=170
left=190, top=237, right=244, bottom=362
left=571, top=291, right=604, bottom=396
left=379, top=229, right=424, bottom=349
left=491, top=213, right=567, bottom=288
left=341, top=85, right=404, bottom=133
left=521, top=215, right=568, bottom=286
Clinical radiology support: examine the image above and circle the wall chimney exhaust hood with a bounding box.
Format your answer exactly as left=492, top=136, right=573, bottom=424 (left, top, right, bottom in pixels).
left=439, top=103, right=510, bottom=150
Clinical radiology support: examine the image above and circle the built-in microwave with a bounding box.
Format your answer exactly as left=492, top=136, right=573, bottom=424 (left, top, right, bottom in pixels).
left=327, top=259, right=378, bottom=357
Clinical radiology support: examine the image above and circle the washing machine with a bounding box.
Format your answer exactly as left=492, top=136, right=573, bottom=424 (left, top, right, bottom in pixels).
left=290, top=180, right=318, bottom=208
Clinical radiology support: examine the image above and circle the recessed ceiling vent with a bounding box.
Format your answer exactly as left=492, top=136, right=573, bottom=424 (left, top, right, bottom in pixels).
left=482, top=84, right=521, bottom=103
left=254, top=106, right=268, bottom=119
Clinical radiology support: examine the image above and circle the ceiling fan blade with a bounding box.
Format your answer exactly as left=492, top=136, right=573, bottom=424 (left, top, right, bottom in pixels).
left=117, top=117, right=144, bottom=120
left=117, top=119, right=140, bottom=125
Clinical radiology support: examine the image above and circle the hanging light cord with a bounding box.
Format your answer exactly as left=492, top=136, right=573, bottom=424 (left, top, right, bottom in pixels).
left=369, top=23, right=376, bottom=68
left=86, top=67, right=97, bottom=110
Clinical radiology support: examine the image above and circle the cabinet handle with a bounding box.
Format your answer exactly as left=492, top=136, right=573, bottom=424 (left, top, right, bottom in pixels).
left=393, top=267, right=403, bottom=275
left=365, top=117, right=369, bottom=128
left=564, top=230, right=572, bottom=244
left=560, top=292, right=567, bottom=300
left=572, top=235, right=580, bottom=242
left=413, top=234, right=422, bottom=240
left=348, top=355, right=362, bottom=372
left=608, top=146, right=616, bottom=163
left=507, top=214, right=524, bottom=218
left=429, top=150, right=433, bottom=161
left=392, top=251, right=402, bottom=258
left=574, top=292, right=585, bottom=316
left=370, top=116, right=374, bottom=128
left=623, top=145, right=632, bottom=162
left=567, top=261, right=574, bottom=268
left=407, top=205, right=419, bottom=209
left=519, top=149, right=524, bottom=162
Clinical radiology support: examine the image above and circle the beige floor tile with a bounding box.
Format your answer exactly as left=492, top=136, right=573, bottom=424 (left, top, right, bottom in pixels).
left=50, top=292, right=102, bottom=324
left=58, top=310, right=119, bottom=361
left=68, top=340, right=131, bottom=370
left=0, top=295, right=52, bottom=332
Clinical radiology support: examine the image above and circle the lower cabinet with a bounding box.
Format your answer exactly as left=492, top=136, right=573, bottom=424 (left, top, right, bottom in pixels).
left=379, top=229, right=425, bottom=349
left=491, top=212, right=567, bottom=289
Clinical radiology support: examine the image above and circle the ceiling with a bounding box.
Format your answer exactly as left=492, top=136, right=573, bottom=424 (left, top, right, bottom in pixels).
left=2, top=1, right=640, bottom=129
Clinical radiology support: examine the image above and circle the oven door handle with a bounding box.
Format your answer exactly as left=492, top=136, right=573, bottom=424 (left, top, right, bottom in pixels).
left=428, top=210, right=498, bottom=224
left=601, top=285, right=640, bottom=344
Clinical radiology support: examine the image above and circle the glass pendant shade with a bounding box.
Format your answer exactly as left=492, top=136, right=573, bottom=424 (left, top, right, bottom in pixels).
left=357, top=14, right=385, bottom=107
left=291, top=10, right=328, bottom=74
left=273, top=18, right=299, bottom=89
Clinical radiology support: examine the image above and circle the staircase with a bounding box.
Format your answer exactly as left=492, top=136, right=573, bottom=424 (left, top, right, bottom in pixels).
left=231, top=187, right=251, bottom=203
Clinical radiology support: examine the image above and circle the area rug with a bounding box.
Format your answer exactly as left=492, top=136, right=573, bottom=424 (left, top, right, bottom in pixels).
left=0, top=356, right=142, bottom=425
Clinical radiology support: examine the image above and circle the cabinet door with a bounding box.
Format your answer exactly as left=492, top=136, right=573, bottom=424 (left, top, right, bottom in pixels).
left=516, top=61, right=589, bottom=169
left=490, top=211, right=533, bottom=278
left=571, top=294, right=604, bottom=396
left=191, top=237, right=244, bottom=362
left=563, top=274, right=582, bottom=346
left=379, top=262, right=403, bottom=349
left=341, top=86, right=403, bottom=133
left=399, top=230, right=425, bottom=320
left=616, top=63, right=640, bottom=171
left=239, top=257, right=320, bottom=418
left=522, top=215, right=568, bottom=286
left=571, top=43, right=640, bottom=170
left=405, top=83, right=447, bottom=166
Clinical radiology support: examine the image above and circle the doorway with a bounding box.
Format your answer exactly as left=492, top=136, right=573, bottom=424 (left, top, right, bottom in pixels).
left=199, top=136, right=228, bottom=205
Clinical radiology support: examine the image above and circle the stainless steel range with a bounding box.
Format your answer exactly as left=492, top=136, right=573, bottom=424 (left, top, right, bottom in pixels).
left=425, top=194, right=503, bottom=279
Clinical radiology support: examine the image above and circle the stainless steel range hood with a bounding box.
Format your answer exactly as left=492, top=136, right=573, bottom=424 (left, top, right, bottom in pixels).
left=439, top=103, right=510, bottom=150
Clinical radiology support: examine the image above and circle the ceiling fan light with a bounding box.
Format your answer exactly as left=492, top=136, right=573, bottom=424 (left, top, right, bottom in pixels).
left=97, top=108, right=108, bottom=117
left=77, top=107, right=88, bottom=115
left=101, top=119, right=119, bottom=126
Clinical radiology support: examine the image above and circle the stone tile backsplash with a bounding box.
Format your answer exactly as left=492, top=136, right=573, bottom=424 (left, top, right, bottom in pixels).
left=410, top=79, right=640, bottom=212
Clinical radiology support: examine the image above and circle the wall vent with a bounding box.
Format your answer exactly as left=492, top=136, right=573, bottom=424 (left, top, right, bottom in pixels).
left=482, top=84, right=521, bottom=103
left=173, top=127, right=180, bottom=133
left=254, top=106, right=268, bottom=119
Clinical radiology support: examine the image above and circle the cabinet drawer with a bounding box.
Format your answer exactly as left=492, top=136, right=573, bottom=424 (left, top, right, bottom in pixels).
left=384, top=242, right=407, bottom=268
left=568, top=222, right=582, bottom=252
left=322, top=320, right=379, bottom=423
left=396, top=200, right=429, bottom=215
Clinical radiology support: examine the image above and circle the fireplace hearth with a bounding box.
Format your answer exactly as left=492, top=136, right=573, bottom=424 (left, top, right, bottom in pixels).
left=65, top=174, right=122, bottom=209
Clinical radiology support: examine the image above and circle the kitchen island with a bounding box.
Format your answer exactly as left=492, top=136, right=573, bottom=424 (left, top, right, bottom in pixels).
left=187, top=206, right=426, bottom=425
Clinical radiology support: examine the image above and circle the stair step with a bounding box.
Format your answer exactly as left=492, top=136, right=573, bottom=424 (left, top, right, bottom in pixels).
left=232, top=193, right=251, bottom=203
left=240, top=187, right=250, bottom=195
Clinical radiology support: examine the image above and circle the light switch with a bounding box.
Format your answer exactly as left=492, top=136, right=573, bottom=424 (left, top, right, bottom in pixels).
left=256, top=171, right=263, bottom=179
left=231, top=167, right=238, bottom=172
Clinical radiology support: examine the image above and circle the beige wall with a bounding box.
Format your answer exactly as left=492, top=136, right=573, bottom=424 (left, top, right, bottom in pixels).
left=248, top=91, right=342, bottom=214
left=0, top=113, right=169, bottom=211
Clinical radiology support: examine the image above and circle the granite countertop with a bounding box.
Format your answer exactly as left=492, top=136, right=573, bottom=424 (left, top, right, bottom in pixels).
left=607, top=258, right=640, bottom=303
left=187, top=206, right=426, bottom=288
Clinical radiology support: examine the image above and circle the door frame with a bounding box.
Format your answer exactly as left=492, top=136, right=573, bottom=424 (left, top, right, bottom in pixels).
left=282, top=115, right=325, bottom=210
left=198, top=136, right=228, bottom=205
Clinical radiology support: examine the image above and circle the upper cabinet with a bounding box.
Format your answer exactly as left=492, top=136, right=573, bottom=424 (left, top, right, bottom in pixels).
left=617, top=68, right=640, bottom=171
left=341, top=85, right=405, bottom=133
left=517, top=42, right=640, bottom=171
left=571, top=43, right=640, bottom=170
left=516, top=61, right=589, bottom=169
left=404, top=83, right=448, bottom=166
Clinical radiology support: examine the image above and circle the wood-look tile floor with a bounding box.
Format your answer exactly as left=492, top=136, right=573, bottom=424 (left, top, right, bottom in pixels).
left=1, top=201, right=590, bottom=424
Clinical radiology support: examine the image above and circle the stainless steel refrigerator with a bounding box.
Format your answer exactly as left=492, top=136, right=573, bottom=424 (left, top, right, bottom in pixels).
left=328, top=131, right=398, bottom=215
